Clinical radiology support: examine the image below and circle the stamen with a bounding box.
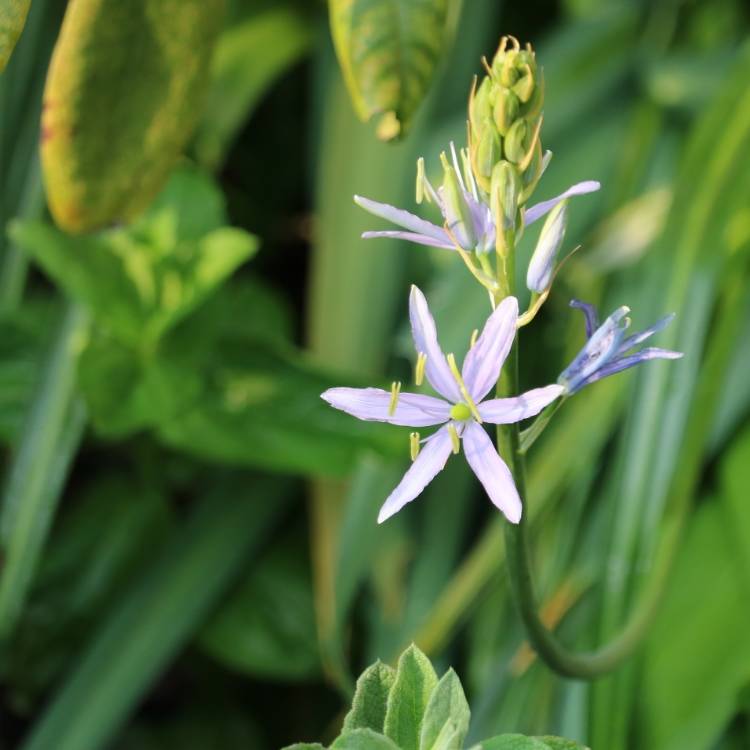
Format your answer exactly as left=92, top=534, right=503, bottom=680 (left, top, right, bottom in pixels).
left=410, top=431, right=420, bottom=461
left=389, top=381, right=401, bottom=416
left=450, top=142, right=466, bottom=191
left=460, top=147, right=479, bottom=200
left=446, top=353, right=483, bottom=423
left=469, top=329, right=479, bottom=348
left=415, top=352, right=427, bottom=386
left=447, top=423, right=461, bottom=454
left=444, top=222, right=498, bottom=293
left=416, top=157, right=427, bottom=204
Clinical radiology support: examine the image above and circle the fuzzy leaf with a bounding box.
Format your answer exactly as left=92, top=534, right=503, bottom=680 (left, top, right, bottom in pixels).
left=344, top=660, right=397, bottom=734
left=419, top=668, right=470, bottom=750
left=0, top=0, right=30, bottom=71
left=331, top=728, right=400, bottom=750
left=41, top=0, right=224, bottom=232
left=329, top=0, right=457, bottom=140
left=472, top=736, right=588, bottom=750
left=282, top=745, right=326, bottom=750
left=383, top=644, right=439, bottom=750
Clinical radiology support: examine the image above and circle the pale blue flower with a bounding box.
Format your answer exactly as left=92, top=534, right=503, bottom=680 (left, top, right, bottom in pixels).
left=526, top=199, right=567, bottom=293
left=354, top=145, right=599, bottom=255
left=322, top=286, right=564, bottom=524
left=558, top=300, right=683, bottom=394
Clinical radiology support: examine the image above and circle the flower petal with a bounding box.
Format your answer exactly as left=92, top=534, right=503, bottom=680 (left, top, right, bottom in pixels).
left=321, top=387, right=451, bottom=426
left=570, top=299, right=600, bottom=339
left=616, top=313, right=675, bottom=355
left=524, top=180, right=601, bottom=226
left=409, top=286, right=462, bottom=402
left=479, top=384, right=565, bottom=424
left=462, top=422, right=522, bottom=523
left=575, top=348, right=683, bottom=391
left=361, top=230, right=455, bottom=250
left=354, top=195, right=449, bottom=244
left=462, top=296, right=519, bottom=402
left=377, top=426, right=454, bottom=523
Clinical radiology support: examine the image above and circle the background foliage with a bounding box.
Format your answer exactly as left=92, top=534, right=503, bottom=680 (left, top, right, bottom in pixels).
left=1, top=0, right=749, bottom=748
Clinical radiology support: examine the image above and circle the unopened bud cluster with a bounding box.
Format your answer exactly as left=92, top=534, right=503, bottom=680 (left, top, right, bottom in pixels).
left=469, top=36, right=545, bottom=253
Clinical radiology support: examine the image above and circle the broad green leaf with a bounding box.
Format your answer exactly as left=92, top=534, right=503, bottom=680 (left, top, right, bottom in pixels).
left=344, top=660, right=397, bottom=733
left=419, top=669, right=470, bottom=750
left=0, top=0, right=30, bottom=71
left=282, top=745, right=326, bottom=750
left=383, top=644, right=439, bottom=750
left=331, top=728, right=400, bottom=750
left=41, top=0, right=224, bottom=232
left=329, top=0, right=457, bottom=140
left=198, top=532, right=318, bottom=680
left=192, top=1, right=313, bottom=169
left=20, top=477, right=292, bottom=750
left=11, top=167, right=257, bottom=347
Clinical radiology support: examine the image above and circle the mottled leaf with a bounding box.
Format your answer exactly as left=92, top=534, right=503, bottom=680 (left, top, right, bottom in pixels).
left=0, top=0, right=30, bottom=71
left=41, top=0, right=225, bottom=232
left=329, top=0, right=456, bottom=140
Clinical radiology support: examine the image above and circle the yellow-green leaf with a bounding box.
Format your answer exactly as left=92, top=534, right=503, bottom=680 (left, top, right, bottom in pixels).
left=41, top=0, right=224, bottom=233
left=0, top=0, right=30, bottom=72
left=329, top=0, right=457, bottom=141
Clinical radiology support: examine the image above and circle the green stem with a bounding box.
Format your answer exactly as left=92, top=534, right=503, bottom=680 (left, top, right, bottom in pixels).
left=0, top=301, right=91, bottom=639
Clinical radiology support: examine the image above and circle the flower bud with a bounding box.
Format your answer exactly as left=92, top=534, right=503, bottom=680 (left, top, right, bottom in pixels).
left=491, top=160, right=522, bottom=255
left=493, top=88, right=519, bottom=136
left=440, top=153, right=476, bottom=249
left=472, top=126, right=502, bottom=193
left=526, top=199, right=567, bottom=292
left=504, top=119, right=527, bottom=164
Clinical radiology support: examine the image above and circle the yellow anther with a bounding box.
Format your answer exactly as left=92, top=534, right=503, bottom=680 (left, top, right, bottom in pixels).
left=447, top=423, right=461, bottom=454
left=415, top=352, right=427, bottom=386
left=410, top=432, right=421, bottom=461
left=389, top=381, right=401, bottom=416
left=469, top=329, right=479, bottom=348
left=446, top=353, right=483, bottom=423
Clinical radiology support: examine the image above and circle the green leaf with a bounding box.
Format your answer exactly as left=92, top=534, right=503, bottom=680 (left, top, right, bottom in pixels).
left=20, top=477, right=292, bottom=750
left=192, top=1, right=313, bottom=169
left=344, top=660, right=397, bottom=733
left=198, top=532, right=318, bottom=680
left=282, top=744, right=326, bottom=750
left=0, top=0, right=30, bottom=72
left=41, top=0, right=225, bottom=232
left=329, top=0, right=457, bottom=140
left=11, top=166, right=258, bottom=347
left=473, top=736, right=588, bottom=750
left=383, top=644, right=439, bottom=750
left=419, top=668, right=470, bottom=750
left=331, top=728, right=400, bottom=750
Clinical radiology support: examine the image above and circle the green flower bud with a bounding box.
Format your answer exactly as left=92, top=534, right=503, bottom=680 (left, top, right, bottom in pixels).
left=470, top=77, right=492, bottom=139
left=440, top=152, right=477, bottom=249
left=491, top=160, right=522, bottom=233
left=493, top=88, right=519, bottom=136
left=512, top=63, right=535, bottom=103
left=504, top=119, right=527, bottom=164
left=473, top=125, right=502, bottom=193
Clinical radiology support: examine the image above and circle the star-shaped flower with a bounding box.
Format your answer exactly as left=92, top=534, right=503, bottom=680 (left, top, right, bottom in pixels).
left=558, top=299, right=683, bottom=394
left=321, top=286, right=564, bottom=524
left=354, top=144, right=599, bottom=255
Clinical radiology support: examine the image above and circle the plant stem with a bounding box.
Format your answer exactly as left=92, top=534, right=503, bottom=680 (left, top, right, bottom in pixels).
left=0, top=302, right=91, bottom=639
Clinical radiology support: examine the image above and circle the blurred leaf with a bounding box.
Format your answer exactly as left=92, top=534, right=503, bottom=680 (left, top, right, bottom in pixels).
left=0, top=0, right=30, bottom=71
left=384, top=644, right=438, bottom=750
left=20, top=476, right=292, bottom=750
left=344, top=660, right=397, bottom=733
left=473, top=736, right=588, bottom=750
left=198, top=531, right=318, bottom=680
left=419, top=668, right=470, bottom=750
left=41, top=0, right=224, bottom=232
left=192, top=1, right=313, bottom=169
left=12, top=166, right=257, bottom=347
left=331, top=729, right=400, bottom=749
left=640, top=426, right=750, bottom=750
left=329, top=0, right=457, bottom=140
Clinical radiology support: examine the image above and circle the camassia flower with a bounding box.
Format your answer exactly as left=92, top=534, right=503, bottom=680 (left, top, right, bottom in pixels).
left=354, top=144, right=599, bottom=255
left=558, top=299, right=683, bottom=394
left=322, top=286, right=564, bottom=524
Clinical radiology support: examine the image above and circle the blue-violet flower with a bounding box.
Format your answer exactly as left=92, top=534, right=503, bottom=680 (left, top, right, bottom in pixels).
left=558, top=299, right=683, bottom=394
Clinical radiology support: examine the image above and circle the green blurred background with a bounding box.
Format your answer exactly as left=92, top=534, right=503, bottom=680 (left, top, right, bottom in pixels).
left=1, top=0, right=750, bottom=748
